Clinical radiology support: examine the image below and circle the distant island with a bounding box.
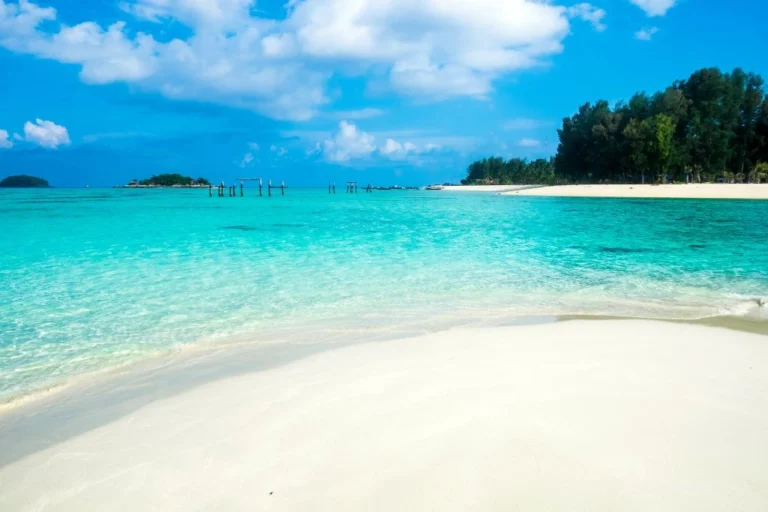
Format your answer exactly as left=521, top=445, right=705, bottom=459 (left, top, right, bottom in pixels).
left=121, top=174, right=211, bottom=188
left=0, top=175, right=50, bottom=188
left=462, top=66, right=768, bottom=186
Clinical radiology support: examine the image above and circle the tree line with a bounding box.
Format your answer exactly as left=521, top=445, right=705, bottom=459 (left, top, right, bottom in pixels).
left=463, top=67, right=768, bottom=185
left=127, top=174, right=211, bottom=187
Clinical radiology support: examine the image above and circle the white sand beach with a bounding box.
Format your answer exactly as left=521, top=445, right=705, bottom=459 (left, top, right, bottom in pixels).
left=1, top=319, right=767, bottom=511
left=503, top=183, right=768, bottom=199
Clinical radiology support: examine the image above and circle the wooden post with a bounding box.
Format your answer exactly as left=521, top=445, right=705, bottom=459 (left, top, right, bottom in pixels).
left=328, top=183, right=331, bottom=194
left=240, top=182, right=244, bottom=196
left=268, top=180, right=272, bottom=197
left=259, top=178, right=263, bottom=197
left=281, top=181, right=285, bottom=195
left=355, top=183, right=358, bottom=193
left=333, top=183, right=336, bottom=194
left=209, top=185, right=212, bottom=197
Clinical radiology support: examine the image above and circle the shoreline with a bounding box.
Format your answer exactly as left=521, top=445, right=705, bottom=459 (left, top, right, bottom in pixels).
left=3, top=303, right=767, bottom=411
left=502, top=183, right=768, bottom=199
left=1, top=318, right=767, bottom=510
left=2, top=315, right=767, bottom=463
left=439, top=184, right=541, bottom=192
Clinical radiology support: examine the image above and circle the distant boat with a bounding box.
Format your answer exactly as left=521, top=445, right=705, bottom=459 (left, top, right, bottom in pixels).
left=425, top=185, right=444, bottom=191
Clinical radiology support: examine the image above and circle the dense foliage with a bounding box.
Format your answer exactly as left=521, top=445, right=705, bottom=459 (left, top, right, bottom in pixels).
left=0, top=175, right=50, bottom=187
left=464, top=68, right=768, bottom=185
left=130, top=174, right=210, bottom=186
left=462, top=158, right=557, bottom=185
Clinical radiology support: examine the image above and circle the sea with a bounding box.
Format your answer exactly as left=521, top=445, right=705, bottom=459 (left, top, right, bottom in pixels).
left=1, top=187, right=767, bottom=402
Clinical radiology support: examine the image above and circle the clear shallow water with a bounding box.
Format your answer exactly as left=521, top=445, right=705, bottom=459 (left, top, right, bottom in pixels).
left=1, top=188, right=767, bottom=401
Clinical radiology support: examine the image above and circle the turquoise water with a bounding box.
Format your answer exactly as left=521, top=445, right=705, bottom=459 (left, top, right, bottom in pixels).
left=1, top=188, right=767, bottom=401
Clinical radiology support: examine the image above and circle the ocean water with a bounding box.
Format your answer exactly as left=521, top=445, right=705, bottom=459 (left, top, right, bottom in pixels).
left=1, top=188, right=767, bottom=401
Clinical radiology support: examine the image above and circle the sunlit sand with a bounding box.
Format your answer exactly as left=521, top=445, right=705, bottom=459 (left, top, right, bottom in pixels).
left=1, top=320, right=766, bottom=511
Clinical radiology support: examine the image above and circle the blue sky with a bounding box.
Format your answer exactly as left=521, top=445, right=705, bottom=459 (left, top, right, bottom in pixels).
left=0, top=0, right=766, bottom=187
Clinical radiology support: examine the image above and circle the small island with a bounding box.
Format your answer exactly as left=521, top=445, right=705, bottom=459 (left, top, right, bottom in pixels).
left=0, top=175, right=50, bottom=188
left=121, top=174, right=211, bottom=188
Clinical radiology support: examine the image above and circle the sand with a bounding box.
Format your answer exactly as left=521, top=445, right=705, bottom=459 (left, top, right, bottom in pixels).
left=503, top=183, right=768, bottom=199
left=1, top=320, right=767, bottom=511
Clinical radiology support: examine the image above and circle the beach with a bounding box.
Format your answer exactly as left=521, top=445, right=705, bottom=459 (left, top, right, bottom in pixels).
left=2, top=188, right=768, bottom=511
left=1, top=319, right=767, bottom=511
left=503, top=183, right=768, bottom=199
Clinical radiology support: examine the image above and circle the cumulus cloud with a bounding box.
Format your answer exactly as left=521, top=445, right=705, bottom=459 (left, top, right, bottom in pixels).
left=518, top=138, right=541, bottom=148
left=247, top=142, right=260, bottom=151
left=319, top=121, right=448, bottom=163
left=21, top=119, right=70, bottom=149
left=322, top=121, right=377, bottom=162
left=0, top=129, right=12, bottom=148
left=629, top=0, right=678, bottom=16
left=567, top=3, right=607, bottom=32
left=634, top=27, right=659, bottom=40
left=0, top=0, right=608, bottom=120
left=0, top=0, right=327, bottom=121
left=380, top=138, right=418, bottom=160
left=288, top=0, right=604, bottom=99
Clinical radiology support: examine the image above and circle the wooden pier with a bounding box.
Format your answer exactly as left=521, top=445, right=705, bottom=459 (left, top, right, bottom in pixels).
left=207, top=177, right=285, bottom=197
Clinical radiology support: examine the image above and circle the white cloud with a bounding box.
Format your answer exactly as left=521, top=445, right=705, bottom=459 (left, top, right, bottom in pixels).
left=0, top=0, right=327, bottom=121
left=380, top=138, right=418, bottom=160
left=329, top=108, right=385, bottom=120
left=629, top=0, right=678, bottom=16
left=119, top=0, right=254, bottom=29
left=0, top=129, right=12, bottom=148
left=634, top=27, right=659, bottom=41
left=0, top=0, right=608, bottom=119
left=322, top=121, right=377, bottom=162
left=248, top=142, right=260, bottom=151
left=22, top=119, right=70, bottom=149
left=240, top=152, right=254, bottom=167
left=502, top=118, right=549, bottom=131
left=518, top=138, right=541, bottom=148
left=567, top=3, right=607, bottom=32
left=318, top=122, right=449, bottom=163
left=288, top=0, right=601, bottom=99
